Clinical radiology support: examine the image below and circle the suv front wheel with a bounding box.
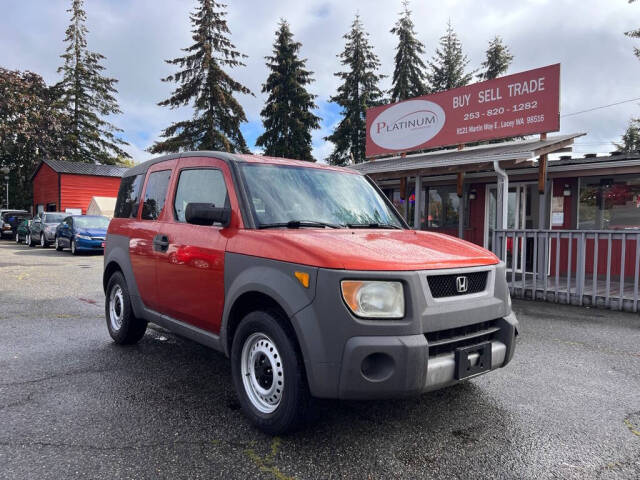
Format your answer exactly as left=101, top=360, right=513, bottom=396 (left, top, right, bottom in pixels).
left=231, top=310, right=310, bottom=434
left=105, top=271, right=147, bottom=344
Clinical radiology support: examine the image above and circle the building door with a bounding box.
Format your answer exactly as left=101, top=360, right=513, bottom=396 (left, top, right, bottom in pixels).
left=485, top=183, right=538, bottom=273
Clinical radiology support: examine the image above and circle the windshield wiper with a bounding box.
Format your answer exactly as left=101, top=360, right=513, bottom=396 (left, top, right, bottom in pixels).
left=258, top=220, right=342, bottom=229
left=346, top=222, right=402, bottom=230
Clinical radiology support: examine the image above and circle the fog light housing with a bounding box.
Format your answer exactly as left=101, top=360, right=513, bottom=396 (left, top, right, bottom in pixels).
left=361, top=352, right=395, bottom=382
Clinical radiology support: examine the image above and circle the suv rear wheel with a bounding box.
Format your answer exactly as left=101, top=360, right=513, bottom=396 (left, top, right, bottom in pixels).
left=231, top=310, right=310, bottom=434
left=105, top=271, right=147, bottom=344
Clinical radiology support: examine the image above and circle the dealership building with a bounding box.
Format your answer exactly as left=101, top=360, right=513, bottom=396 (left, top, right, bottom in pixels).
left=359, top=65, right=640, bottom=312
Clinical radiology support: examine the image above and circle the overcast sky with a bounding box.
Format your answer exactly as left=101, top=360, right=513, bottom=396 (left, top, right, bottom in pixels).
left=1, top=0, right=639, bottom=162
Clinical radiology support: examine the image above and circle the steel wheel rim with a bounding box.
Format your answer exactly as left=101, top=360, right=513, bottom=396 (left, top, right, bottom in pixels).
left=109, top=285, right=124, bottom=331
left=71, top=240, right=76, bottom=254
left=55, top=238, right=59, bottom=249
left=240, top=333, right=284, bottom=413
left=15, top=233, right=19, bottom=243
left=26, top=234, right=30, bottom=245
left=40, top=234, right=44, bottom=247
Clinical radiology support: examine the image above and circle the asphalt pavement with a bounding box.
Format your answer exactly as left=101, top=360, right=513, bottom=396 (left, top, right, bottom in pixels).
left=0, top=240, right=639, bottom=479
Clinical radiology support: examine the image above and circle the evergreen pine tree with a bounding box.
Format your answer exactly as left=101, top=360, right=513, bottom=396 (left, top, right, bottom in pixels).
left=255, top=20, right=320, bottom=161
left=478, top=36, right=513, bottom=81
left=389, top=0, right=428, bottom=102
left=427, top=21, right=475, bottom=93
left=57, top=0, right=130, bottom=165
left=325, top=15, right=385, bottom=166
left=616, top=119, right=640, bottom=152
left=150, top=0, right=251, bottom=154
left=626, top=1, right=640, bottom=59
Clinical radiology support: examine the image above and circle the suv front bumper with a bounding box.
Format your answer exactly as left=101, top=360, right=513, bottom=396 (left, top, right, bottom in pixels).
left=291, top=263, right=517, bottom=400
left=336, top=313, right=517, bottom=399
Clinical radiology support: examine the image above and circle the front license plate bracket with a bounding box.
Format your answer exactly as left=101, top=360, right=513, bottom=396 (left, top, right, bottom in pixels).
left=455, top=341, right=492, bottom=380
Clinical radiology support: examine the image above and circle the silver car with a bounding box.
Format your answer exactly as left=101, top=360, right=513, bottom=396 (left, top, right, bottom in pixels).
left=28, top=212, right=67, bottom=248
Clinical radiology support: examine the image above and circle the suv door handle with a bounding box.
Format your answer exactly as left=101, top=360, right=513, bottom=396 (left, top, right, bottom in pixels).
left=153, top=234, right=170, bottom=252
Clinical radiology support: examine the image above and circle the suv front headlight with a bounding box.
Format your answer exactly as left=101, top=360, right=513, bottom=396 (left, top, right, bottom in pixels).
left=341, top=280, right=404, bottom=319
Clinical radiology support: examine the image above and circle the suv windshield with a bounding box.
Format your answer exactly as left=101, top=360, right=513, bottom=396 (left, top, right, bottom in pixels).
left=239, top=164, right=404, bottom=229
left=75, top=216, right=110, bottom=229
left=43, top=214, right=66, bottom=224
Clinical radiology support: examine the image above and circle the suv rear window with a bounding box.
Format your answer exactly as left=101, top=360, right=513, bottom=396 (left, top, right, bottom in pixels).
left=173, top=169, right=229, bottom=222
left=141, top=170, right=172, bottom=220
left=114, top=174, right=144, bottom=218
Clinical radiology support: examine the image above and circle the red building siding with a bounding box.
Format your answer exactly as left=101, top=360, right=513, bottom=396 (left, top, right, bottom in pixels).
left=59, top=174, right=121, bottom=214
left=32, top=163, right=59, bottom=211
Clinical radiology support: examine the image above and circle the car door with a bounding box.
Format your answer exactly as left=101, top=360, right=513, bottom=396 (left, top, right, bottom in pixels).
left=128, top=162, right=175, bottom=312
left=61, top=217, right=72, bottom=246
left=154, top=157, right=240, bottom=333
left=31, top=214, right=42, bottom=239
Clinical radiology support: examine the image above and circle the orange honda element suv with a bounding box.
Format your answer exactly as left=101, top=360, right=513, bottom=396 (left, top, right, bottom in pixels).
left=103, top=152, right=518, bottom=434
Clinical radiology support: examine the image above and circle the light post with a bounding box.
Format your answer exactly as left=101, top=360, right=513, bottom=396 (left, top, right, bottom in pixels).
left=0, top=167, right=9, bottom=209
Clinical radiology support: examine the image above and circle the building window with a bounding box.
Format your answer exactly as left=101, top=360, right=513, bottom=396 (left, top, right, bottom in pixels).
left=423, top=185, right=459, bottom=229
left=578, top=175, right=640, bottom=230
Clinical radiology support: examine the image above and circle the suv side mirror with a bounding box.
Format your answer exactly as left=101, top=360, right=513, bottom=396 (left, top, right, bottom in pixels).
left=185, top=203, right=231, bottom=227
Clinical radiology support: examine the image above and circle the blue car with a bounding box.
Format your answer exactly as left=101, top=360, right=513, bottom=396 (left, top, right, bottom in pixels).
left=55, top=215, right=110, bottom=255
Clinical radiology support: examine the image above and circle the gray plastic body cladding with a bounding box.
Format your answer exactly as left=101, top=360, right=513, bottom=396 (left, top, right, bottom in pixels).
left=221, top=253, right=319, bottom=356
left=104, top=233, right=144, bottom=318
left=292, top=262, right=515, bottom=399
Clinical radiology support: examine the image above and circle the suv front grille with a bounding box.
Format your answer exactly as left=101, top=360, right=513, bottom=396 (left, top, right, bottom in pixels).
left=427, top=271, right=488, bottom=298
left=425, top=320, right=499, bottom=357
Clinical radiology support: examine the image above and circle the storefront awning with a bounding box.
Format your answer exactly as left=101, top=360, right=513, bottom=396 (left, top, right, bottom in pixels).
left=352, top=133, right=585, bottom=180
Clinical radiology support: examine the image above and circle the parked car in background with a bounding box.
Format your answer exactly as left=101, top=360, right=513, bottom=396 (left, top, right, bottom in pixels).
left=1, top=210, right=31, bottom=239
left=29, top=212, right=66, bottom=247
left=15, top=219, right=32, bottom=244
left=55, top=215, right=110, bottom=255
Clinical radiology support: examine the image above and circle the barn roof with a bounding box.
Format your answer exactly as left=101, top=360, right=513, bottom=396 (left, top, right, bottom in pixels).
left=31, top=159, right=128, bottom=180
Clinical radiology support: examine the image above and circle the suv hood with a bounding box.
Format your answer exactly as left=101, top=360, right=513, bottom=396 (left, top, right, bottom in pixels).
left=229, top=229, right=499, bottom=271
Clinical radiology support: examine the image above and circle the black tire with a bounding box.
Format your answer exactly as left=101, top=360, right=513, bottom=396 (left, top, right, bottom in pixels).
left=54, top=236, right=63, bottom=251
left=15, top=233, right=20, bottom=244
left=27, top=234, right=34, bottom=247
left=105, top=271, right=147, bottom=344
left=70, top=239, right=78, bottom=255
left=40, top=234, right=48, bottom=248
left=231, top=310, right=311, bottom=435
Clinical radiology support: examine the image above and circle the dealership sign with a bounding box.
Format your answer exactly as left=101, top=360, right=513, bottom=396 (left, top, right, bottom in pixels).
left=366, top=64, right=560, bottom=157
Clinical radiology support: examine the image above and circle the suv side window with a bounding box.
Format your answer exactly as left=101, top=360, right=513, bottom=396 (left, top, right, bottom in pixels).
left=141, top=170, right=172, bottom=221
left=114, top=174, right=144, bottom=218
left=173, top=169, right=229, bottom=223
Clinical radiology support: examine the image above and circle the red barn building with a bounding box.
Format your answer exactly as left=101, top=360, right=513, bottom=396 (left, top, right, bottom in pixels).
left=31, top=159, right=127, bottom=215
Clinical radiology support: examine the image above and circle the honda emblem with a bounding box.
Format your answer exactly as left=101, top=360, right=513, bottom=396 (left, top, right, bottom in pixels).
left=456, top=276, right=468, bottom=293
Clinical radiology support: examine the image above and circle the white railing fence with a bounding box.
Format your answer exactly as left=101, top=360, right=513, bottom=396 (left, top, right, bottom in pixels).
left=493, top=229, right=640, bottom=312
